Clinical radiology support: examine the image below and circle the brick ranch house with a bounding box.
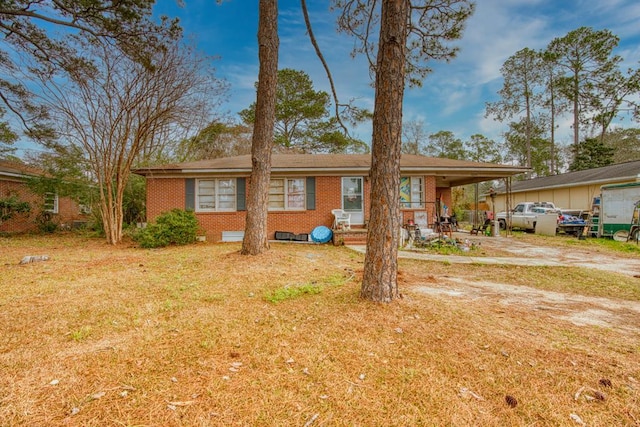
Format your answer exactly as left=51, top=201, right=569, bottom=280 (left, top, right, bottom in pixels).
left=133, top=154, right=527, bottom=243
left=0, top=159, right=88, bottom=233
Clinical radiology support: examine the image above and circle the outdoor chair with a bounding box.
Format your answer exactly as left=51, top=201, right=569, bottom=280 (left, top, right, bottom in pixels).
left=414, top=212, right=435, bottom=240
left=331, top=209, right=351, bottom=230
left=470, top=219, right=491, bottom=236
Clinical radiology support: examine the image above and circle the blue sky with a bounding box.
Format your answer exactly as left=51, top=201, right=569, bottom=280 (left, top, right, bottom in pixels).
left=151, top=0, right=640, bottom=151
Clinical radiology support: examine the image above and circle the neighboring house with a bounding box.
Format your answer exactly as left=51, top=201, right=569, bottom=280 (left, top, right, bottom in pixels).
left=134, top=154, right=527, bottom=242
left=491, top=160, right=640, bottom=213
left=0, top=160, right=86, bottom=233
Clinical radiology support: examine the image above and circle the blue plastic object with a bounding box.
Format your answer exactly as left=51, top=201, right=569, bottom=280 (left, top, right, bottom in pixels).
left=310, top=225, right=332, bottom=243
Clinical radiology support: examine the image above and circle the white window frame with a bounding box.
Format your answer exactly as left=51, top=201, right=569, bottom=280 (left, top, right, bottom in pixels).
left=400, top=176, right=425, bottom=209
left=268, top=178, right=306, bottom=211
left=195, top=178, right=237, bottom=212
left=44, top=192, right=59, bottom=214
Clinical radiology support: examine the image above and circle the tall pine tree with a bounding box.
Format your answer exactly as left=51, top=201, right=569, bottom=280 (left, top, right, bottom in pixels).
left=569, top=138, right=614, bottom=171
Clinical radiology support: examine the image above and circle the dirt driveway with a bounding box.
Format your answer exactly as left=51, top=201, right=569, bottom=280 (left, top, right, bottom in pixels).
left=389, top=233, right=640, bottom=277
left=467, top=234, right=640, bottom=277
left=348, top=234, right=640, bottom=333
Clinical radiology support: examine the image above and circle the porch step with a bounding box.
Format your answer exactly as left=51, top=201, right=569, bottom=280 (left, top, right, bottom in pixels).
left=332, top=229, right=368, bottom=246
left=341, top=236, right=368, bottom=245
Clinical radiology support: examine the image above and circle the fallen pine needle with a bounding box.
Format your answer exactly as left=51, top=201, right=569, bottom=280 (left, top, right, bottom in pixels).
left=345, top=380, right=367, bottom=387
left=167, top=400, right=196, bottom=406
left=304, top=413, right=319, bottom=427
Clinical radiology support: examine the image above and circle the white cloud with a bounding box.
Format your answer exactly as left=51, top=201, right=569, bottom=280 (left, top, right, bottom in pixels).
left=477, top=113, right=506, bottom=141
left=454, top=0, right=550, bottom=84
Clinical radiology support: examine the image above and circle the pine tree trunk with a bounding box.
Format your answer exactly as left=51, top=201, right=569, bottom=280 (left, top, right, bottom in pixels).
left=361, top=0, right=407, bottom=303
left=549, top=72, right=556, bottom=174
left=525, top=87, right=532, bottom=178
left=573, top=75, right=580, bottom=147
left=241, top=0, right=279, bottom=256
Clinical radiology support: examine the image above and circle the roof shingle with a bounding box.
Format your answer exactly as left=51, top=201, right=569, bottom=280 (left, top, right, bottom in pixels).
left=134, top=154, right=525, bottom=173
left=498, top=160, right=640, bottom=193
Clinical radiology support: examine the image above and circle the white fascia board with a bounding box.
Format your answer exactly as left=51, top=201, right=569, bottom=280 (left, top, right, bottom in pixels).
left=184, top=167, right=371, bottom=175
left=0, top=171, right=29, bottom=180
left=185, top=168, right=252, bottom=174
left=402, top=167, right=526, bottom=175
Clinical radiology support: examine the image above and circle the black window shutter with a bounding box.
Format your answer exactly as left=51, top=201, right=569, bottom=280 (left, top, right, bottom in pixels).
left=236, top=178, right=246, bottom=211
left=306, top=177, right=316, bottom=210
left=185, top=178, right=195, bottom=211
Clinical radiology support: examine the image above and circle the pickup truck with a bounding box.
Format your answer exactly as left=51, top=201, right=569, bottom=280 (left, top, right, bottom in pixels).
left=557, top=211, right=589, bottom=236
left=496, top=202, right=559, bottom=231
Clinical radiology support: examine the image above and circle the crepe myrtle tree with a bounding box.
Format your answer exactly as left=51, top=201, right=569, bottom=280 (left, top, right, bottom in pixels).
left=36, top=39, right=225, bottom=245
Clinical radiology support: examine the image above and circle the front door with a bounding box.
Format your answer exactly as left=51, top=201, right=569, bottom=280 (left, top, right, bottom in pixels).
left=342, top=177, right=364, bottom=225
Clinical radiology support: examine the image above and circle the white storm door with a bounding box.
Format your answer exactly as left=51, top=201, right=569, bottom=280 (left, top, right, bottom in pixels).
left=342, top=177, right=364, bottom=225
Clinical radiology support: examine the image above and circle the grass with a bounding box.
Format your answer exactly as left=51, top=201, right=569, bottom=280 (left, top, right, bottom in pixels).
left=0, top=234, right=639, bottom=426
left=264, top=272, right=351, bottom=303
left=411, top=238, right=480, bottom=255
left=69, top=326, right=92, bottom=342
left=264, top=283, right=323, bottom=303
left=506, top=230, right=640, bottom=256
left=573, top=236, right=640, bottom=255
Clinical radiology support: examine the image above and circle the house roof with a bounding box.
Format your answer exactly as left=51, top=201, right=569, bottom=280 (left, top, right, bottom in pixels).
left=133, top=154, right=529, bottom=187
left=494, top=160, right=640, bottom=194
left=0, top=159, right=45, bottom=181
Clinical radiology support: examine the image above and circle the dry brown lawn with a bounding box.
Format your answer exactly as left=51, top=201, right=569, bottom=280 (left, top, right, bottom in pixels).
left=1, top=234, right=639, bottom=426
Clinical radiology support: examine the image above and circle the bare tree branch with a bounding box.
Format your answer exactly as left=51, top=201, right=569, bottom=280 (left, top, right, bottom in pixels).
left=300, top=0, right=351, bottom=135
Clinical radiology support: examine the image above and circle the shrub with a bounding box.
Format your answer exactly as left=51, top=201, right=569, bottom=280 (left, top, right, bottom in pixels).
left=134, top=209, right=199, bottom=248
left=36, top=211, right=58, bottom=233
left=0, top=195, right=30, bottom=223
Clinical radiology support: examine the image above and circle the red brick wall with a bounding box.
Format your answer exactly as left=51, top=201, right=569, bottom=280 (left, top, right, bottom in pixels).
left=146, top=177, right=185, bottom=220
left=0, top=179, right=85, bottom=233
left=57, top=198, right=86, bottom=227
left=1, top=179, right=39, bottom=233
left=437, top=187, right=452, bottom=214
left=145, top=174, right=440, bottom=242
